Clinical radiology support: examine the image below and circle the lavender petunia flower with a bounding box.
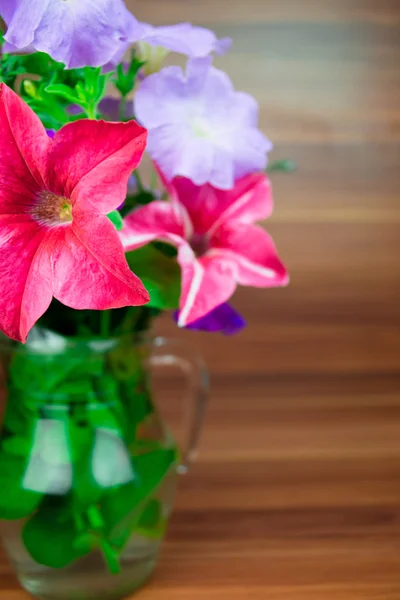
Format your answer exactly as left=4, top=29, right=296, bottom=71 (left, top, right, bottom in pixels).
left=139, top=22, right=231, bottom=58
left=107, top=22, right=231, bottom=73
left=98, top=97, right=134, bottom=121
left=1, top=0, right=143, bottom=69
left=135, top=58, right=272, bottom=190
left=174, top=303, right=246, bottom=335
left=136, top=23, right=231, bottom=74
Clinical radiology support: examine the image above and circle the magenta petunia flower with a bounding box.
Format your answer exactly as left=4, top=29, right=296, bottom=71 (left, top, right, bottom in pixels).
left=0, top=84, right=149, bottom=343
left=121, top=172, right=288, bottom=326
left=135, top=59, right=272, bottom=190
left=0, top=0, right=142, bottom=69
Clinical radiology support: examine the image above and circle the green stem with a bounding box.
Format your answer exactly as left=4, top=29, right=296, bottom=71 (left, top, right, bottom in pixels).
left=86, top=103, right=97, bottom=120
left=87, top=505, right=121, bottom=575
left=100, top=539, right=121, bottom=575
left=119, top=95, right=127, bottom=121
left=100, top=310, right=111, bottom=337
left=87, top=505, right=105, bottom=530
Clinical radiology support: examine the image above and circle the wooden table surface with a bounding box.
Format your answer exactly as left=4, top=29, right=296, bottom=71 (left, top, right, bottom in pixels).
left=1, top=0, right=400, bottom=598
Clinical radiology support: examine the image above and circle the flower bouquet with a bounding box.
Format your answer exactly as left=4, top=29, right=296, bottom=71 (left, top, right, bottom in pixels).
left=0, top=2, right=289, bottom=599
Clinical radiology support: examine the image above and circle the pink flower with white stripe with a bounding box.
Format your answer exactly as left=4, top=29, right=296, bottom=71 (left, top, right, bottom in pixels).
left=121, top=172, right=289, bottom=326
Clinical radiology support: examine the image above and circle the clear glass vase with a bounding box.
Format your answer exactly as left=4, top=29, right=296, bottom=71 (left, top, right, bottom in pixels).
left=0, top=329, right=208, bottom=600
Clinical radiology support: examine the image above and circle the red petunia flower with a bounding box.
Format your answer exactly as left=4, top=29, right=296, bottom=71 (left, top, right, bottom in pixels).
left=0, top=84, right=150, bottom=343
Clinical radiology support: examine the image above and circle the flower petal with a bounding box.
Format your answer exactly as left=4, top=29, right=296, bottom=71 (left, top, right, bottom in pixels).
left=51, top=215, right=149, bottom=310
left=3, top=0, right=142, bottom=69
left=44, top=119, right=147, bottom=213
left=0, top=215, right=53, bottom=342
left=177, top=248, right=238, bottom=326
left=135, top=60, right=271, bottom=189
left=3, top=0, right=49, bottom=48
left=0, top=1, right=18, bottom=23
left=60, top=0, right=141, bottom=69
left=0, top=83, right=49, bottom=212
left=98, top=97, right=134, bottom=121
left=165, top=173, right=273, bottom=236
left=175, top=302, right=246, bottom=335
left=139, top=22, right=231, bottom=58
left=121, top=200, right=188, bottom=251
left=137, top=65, right=187, bottom=124
left=206, top=173, right=274, bottom=235
left=210, top=223, right=289, bottom=288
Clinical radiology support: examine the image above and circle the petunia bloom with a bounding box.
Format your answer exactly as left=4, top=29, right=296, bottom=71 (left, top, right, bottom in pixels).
left=135, top=58, right=272, bottom=190
left=174, top=303, right=246, bottom=335
left=107, top=22, right=231, bottom=73
left=0, top=84, right=149, bottom=343
left=121, top=172, right=288, bottom=326
left=138, top=22, right=231, bottom=59
left=0, top=0, right=142, bottom=69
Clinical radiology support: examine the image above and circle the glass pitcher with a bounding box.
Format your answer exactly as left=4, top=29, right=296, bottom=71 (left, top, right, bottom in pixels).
left=0, top=328, right=208, bottom=600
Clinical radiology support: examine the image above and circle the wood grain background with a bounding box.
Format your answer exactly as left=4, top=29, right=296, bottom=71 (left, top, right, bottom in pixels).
left=1, top=0, right=400, bottom=598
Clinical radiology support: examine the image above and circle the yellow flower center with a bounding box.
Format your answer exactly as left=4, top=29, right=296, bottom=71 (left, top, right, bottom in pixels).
left=31, top=191, right=73, bottom=226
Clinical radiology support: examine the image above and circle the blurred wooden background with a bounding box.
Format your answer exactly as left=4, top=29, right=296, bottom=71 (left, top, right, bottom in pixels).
left=2, top=0, right=400, bottom=599
left=139, top=1, right=400, bottom=599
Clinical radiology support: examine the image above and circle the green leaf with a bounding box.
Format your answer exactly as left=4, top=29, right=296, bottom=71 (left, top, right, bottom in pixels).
left=22, top=500, right=88, bottom=568
left=71, top=429, right=105, bottom=506
left=21, top=52, right=64, bottom=77
left=1, top=434, right=32, bottom=457
left=112, top=51, right=145, bottom=97
left=107, top=210, right=124, bottom=231
left=126, top=244, right=181, bottom=310
left=81, top=67, right=111, bottom=116
left=1, top=392, right=37, bottom=437
left=0, top=455, right=43, bottom=520
left=135, top=498, right=167, bottom=539
left=266, top=159, right=297, bottom=173
left=0, top=54, right=26, bottom=87
left=9, top=348, right=88, bottom=397
left=44, top=83, right=81, bottom=105
left=101, top=447, right=177, bottom=549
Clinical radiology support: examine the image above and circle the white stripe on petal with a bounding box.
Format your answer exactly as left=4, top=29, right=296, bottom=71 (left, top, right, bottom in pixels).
left=207, top=248, right=277, bottom=279
left=178, top=260, right=204, bottom=326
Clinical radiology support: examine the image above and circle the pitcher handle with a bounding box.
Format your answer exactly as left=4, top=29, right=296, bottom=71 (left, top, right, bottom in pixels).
left=149, top=336, right=209, bottom=474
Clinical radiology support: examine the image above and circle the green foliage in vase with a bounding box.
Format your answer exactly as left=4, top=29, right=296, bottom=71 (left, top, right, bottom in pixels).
left=0, top=339, right=179, bottom=574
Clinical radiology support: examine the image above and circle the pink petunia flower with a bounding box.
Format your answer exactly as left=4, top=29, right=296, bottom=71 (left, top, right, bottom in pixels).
left=121, top=172, right=288, bottom=326
left=0, top=84, right=149, bottom=343
left=134, top=59, right=272, bottom=190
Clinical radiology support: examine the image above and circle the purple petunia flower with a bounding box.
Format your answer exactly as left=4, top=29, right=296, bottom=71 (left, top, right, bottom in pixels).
left=136, top=23, right=231, bottom=75
left=107, top=22, right=231, bottom=73
left=0, top=0, right=143, bottom=69
left=138, top=22, right=231, bottom=58
left=135, top=58, right=272, bottom=190
left=98, top=97, right=134, bottom=121
left=174, top=303, right=246, bottom=335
